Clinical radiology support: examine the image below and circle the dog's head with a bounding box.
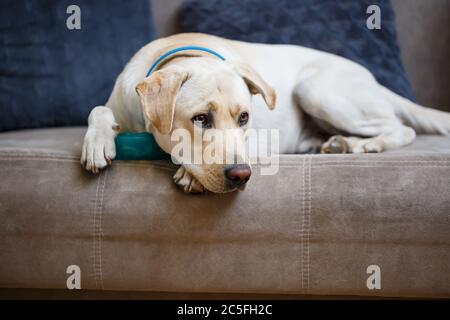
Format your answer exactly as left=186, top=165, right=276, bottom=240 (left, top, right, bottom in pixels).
left=135, top=57, right=276, bottom=193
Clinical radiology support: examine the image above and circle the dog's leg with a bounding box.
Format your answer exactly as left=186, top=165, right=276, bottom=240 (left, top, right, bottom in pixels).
left=321, top=125, right=416, bottom=153
left=81, top=106, right=119, bottom=173
left=294, top=78, right=418, bottom=154
left=173, top=166, right=205, bottom=193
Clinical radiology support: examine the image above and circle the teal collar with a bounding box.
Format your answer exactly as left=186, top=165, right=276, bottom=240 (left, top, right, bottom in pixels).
left=146, top=46, right=226, bottom=77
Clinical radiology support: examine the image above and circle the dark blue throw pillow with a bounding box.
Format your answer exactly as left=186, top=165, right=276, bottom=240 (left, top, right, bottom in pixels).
left=0, top=0, right=154, bottom=132
left=180, top=0, right=415, bottom=101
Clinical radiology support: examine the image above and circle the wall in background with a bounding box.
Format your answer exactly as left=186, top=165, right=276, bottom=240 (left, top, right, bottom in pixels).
left=392, top=0, right=450, bottom=110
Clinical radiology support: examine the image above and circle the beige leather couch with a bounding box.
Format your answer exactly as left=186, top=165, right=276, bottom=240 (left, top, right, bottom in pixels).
left=1, top=0, right=449, bottom=299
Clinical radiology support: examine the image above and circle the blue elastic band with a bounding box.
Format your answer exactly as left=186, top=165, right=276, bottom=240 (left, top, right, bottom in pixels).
left=146, top=46, right=226, bottom=77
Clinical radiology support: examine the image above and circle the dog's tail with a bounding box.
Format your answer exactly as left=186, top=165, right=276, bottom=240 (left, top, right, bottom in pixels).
left=381, top=87, right=450, bottom=135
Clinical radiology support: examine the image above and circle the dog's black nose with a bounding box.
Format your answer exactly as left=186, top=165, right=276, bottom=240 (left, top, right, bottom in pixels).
left=225, top=164, right=252, bottom=185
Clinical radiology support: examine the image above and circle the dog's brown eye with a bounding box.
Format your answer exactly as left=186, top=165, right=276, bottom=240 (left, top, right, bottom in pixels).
left=238, top=112, right=249, bottom=126
left=192, top=113, right=211, bottom=128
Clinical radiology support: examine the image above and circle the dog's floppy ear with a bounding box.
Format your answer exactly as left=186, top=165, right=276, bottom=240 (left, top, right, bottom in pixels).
left=234, top=62, right=276, bottom=110
left=135, top=68, right=189, bottom=134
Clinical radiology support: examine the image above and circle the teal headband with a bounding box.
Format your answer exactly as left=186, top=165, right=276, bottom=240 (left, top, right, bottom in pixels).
left=146, top=46, right=226, bottom=77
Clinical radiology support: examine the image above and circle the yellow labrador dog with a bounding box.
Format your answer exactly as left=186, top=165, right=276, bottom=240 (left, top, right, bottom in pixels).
left=81, top=33, right=450, bottom=193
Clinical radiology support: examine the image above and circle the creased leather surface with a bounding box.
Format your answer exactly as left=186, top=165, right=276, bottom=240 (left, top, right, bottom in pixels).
left=0, top=128, right=449, bottom=297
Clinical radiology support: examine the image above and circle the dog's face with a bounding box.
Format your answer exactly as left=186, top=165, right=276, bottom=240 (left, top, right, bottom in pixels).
left=136, top=58, right=276, bottom=193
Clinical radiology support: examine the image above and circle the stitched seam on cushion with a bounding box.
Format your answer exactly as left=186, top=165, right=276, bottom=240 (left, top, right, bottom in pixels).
left=300, top=157, right=303, bottom=292
left=0, top=151, right=78, bottom=158
left=266, top=161, right=450, bottom=168
left=306, top=155, right=312, bottom=292
left=255, top=165, right=450, bottom=168
left=0, top=156, right=448, bottom=166
left=0, top=157, right=77, bottom=162
left=263, top=163, right=450, bottom=168
left=3, top=150, right=446, bottom=159
left=0, top=158, right=176, bottom=171
left=300, top=156, right=306, bottom=293
left=268, top=163, right=450, bottom=168
left=257, top=160, right=450, bottom=165
left=2, top=158, right=447, bottom=169
left=258, top=157, right=450, bottom=162
left=92, top=173, right=101, bottom=289
left=98, top=170, right=108, bottom=290
left=313, top=161, right=450, bottom=164
left=311, top=165, right=450, bottom=168
left=312, top=160, right=450, bottom=164
left=1, top=151, right=448, bottom=163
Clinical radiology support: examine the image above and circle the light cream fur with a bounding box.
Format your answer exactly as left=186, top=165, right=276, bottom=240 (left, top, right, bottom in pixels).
left=81, top=33, right=450, bottom=193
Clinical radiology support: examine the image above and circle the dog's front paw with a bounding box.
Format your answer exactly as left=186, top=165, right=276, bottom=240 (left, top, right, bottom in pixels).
left=80, top=127, right=116, bottom=174
left=173, top=166, right=205, bottom=193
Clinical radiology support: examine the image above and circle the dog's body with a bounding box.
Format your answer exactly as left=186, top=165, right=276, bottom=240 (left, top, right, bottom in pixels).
left=81, top=33, right=450, bottom=192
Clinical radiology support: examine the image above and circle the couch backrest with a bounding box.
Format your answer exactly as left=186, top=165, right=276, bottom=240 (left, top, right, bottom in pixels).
left=151, top=0, right=449, bottom=110
left=392, top=0, right=449, bottom=111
